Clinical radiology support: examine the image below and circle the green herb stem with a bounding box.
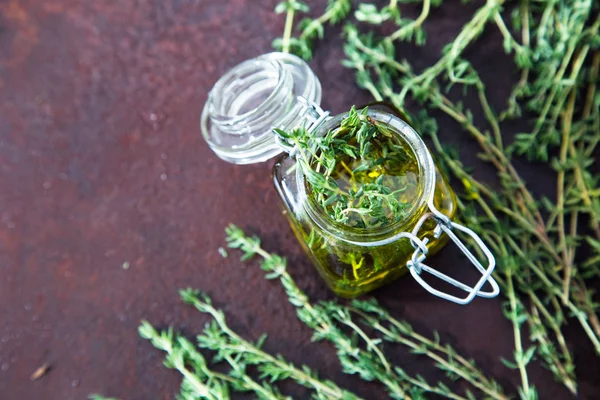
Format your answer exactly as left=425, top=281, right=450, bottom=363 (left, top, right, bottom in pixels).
left=504, top=238, right=600, bottom=354
left=281, top=0, right=298, bottom=53
left=138, top=323, right=227, bottom=400
left=299, top=0, right=352, bottom=41
left=226, top=227, right=414, bottom=399
left=183, top=291, right=358, bottom=400
left=558, top=89, right=576, bottom=303
left=570, top=51, right=600, bottom=239
left=408, top=0, right=503, bottom=87
left=529, top=14, right=592, bottom=139
left=349, top=307, right=509, bottom=400
left=506, top=270, right=534, bottom=400
left=385, top=0, right=430, bottom=43
left=527, top=300, right=577, bottom=395
left=476, top=80, right=504, bottom=151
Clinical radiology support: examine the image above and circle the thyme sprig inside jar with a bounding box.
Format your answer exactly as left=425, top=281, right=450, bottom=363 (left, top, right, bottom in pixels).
left=276, top=107, right=417, bottom=230
left=273, top=106, right=457, bottom=297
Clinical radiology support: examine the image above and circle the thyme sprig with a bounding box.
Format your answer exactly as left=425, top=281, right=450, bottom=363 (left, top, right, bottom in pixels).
left=346, top=300, right=508, bottom=400
left=180, top=289, right=360, bottom=400
left=274, top=0, right=309, bottom=54
left=274, top=107, right=416, bottom=229
left=273, top=0, right=352, bottom=59
left=138, top=322, right=236, bottom=400
left=137, top=291, right=360, bottom=400
left=227, top=224, right=510, bottom=400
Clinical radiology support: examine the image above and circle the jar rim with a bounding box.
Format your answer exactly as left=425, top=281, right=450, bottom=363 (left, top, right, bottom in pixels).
left=297, top=109, right=436, bottom=246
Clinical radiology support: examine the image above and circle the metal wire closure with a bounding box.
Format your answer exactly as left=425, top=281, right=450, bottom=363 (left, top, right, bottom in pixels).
left=406, top=212, right=500, bottom=304
left=277, top=97, right=500, bottom=305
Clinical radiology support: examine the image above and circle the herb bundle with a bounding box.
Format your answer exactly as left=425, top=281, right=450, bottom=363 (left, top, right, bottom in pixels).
left=275, top=106, right=418, bottom=229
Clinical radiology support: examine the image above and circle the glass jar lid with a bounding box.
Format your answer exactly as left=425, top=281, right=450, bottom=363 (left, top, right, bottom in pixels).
left=201, top=52, right=322, bottom=164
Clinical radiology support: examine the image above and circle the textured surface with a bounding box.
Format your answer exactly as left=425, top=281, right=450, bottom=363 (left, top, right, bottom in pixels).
left=0, top=0, right=599, bottom=399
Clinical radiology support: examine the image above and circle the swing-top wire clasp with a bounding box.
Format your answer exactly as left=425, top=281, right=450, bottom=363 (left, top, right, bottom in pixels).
left=405, top=209, right=500, bottom=305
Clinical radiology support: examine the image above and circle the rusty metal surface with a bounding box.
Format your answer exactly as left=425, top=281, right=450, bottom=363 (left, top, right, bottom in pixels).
left=0, top=0, right=599, bottom=399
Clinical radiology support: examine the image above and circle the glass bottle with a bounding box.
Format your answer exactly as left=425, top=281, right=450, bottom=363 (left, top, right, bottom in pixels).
left=201, top=52, right=499, bottom=304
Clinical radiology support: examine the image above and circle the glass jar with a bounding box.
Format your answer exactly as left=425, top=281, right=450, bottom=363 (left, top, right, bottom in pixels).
left=201, top=52, right=499, bottom=304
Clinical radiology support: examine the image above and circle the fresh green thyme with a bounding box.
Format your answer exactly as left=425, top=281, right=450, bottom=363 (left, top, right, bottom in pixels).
left=226, top=224, right=509, bottom=400
left=274, top=107, right=418, bottom=229
left=225, top=224, right=416, bottom=399
left=136, top=290, right=361, bottom=400
left=275, top=0, right=599, bottom=397
left=273, top=0, right=352, bottom=59
left=138, top=322, right=235, bottom=400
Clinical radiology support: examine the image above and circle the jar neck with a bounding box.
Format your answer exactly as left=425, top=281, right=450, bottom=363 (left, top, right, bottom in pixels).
left=297, top=109, right=436, bottom=246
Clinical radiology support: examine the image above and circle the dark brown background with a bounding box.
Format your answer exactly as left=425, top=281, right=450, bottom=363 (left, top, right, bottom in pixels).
left=1, top=0, right=598, bottom=399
